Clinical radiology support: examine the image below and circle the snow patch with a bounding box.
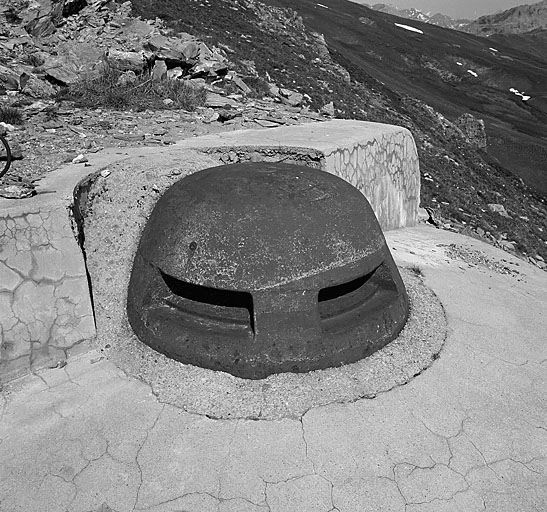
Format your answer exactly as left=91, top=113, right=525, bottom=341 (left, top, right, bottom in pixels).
left=489, top=47, right=498, bottom=52
left=467, top=70, right=478, bottom=77
left=394, top=23, right=424, bottom=34
left=510, top=88, right=531, bottom=101
left=317, top=3, right=329, bottom=8
left=456, top=62, right=463, bottom=66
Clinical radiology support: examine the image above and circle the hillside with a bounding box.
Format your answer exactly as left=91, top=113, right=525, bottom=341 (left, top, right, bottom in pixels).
left=464, top=0, right=547, bottom=36
left=489, top=28, right=547, bottom=61
left=128, top=0, right=547, bottom=265
left=261, top=0, right=547, bottom=195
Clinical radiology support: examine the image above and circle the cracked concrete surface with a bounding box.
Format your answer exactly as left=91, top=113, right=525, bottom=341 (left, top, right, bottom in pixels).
left=0, top=206, right=95, bottom=382
left=0, top=226, right=546, bottom=511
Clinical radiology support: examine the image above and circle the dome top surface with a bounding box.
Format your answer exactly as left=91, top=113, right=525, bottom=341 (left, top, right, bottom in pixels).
left=138, top=162, right=386, bottom=291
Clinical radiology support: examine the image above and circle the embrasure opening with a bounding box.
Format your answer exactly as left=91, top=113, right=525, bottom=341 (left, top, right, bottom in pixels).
left=161, top=271, right=254, bottom=331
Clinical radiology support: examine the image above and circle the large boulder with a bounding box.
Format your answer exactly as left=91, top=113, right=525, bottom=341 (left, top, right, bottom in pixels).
left=146, top=35, right=200, bottom=64
left=104, top=49, right=147, bottom=73
left=279, top=87, right=303, bottom=106
left=39, top=43, right=103, bottom=85
left=0, top=64, right=20, bottom=90
left=22, top=0, right=63, bottom=37
left=20, top=73, right=57, bottom=98
left=151, top=60, right=167, bottom=81
left=25, top=16, right=56, bottom=37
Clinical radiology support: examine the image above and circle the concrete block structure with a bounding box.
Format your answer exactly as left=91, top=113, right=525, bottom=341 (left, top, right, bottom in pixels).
left=0, top=120, right=420, bottom=382
left=0, top=203, right=95, bottom=380
left=173, top=121, right=421, bottom=230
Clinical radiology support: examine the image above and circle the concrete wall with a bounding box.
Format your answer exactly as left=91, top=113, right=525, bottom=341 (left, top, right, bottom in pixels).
left=0, top=120, right=420, bottom=383
left=0, top=204, right=95, bottom=381
left=322, top=129, right=420, bottom=230
left=173, top=120, right=421, bottom=230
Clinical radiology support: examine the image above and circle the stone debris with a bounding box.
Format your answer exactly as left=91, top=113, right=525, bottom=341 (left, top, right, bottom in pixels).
left=71, top=153, right=88, bottom=163
left=488, top=203, right=511, bottom=218
left=320, top=101, right=335, bottom=117
left=0, top=182, right=36, bottom=199
left=104, top=49, right=147, bottom=73
left=0, top=0, right=328, bottom=185
left=443, top=243, right=522, bottom=276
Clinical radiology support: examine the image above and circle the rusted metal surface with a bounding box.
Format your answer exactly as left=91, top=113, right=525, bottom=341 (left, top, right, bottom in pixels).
left=127, top=162, right=409, bottom=379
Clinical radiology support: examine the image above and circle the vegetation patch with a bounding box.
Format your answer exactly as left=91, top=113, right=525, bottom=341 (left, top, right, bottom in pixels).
left=0, top=106, right=24, bottom=125
left=243, top=76, right=271, bottom=99
left=57, top=66, right=207, bottom=111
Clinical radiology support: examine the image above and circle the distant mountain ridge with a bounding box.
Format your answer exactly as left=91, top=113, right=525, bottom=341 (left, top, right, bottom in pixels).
left=464, top=0, right=547, bottom=36
left=363, top=3, right=471, bottom=30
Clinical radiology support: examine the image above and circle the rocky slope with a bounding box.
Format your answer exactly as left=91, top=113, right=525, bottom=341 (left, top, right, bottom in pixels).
left=0, top=0, right=330, bottom=184
left=0, top=0, right=546, bottom=269
left=464, top=0, right=547, bottom=36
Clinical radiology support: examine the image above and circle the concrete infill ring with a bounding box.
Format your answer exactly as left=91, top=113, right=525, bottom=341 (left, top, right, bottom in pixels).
left=81, top=150, right=446, bottom=420
left=102, top=268, right=446, bottom=420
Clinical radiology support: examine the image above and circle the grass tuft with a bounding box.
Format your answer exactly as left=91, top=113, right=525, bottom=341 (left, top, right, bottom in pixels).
left=0, top=106, right=24, bottom=125
left=407, top=264, right=423, bottom=277
left=57, top=66, right=207, bottom=111
left=243, top=76, right=271, bottom=99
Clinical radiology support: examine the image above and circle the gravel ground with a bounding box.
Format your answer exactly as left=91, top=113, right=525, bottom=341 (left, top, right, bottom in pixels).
left=443, top=243, right=524, bottom=277
left=2, top=99, right=324, bottom=184
left=83, top=151, right=447, bottom=420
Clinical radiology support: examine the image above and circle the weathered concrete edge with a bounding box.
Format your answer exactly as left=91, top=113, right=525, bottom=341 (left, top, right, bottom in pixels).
left=0, top=120, right=421, bottom=383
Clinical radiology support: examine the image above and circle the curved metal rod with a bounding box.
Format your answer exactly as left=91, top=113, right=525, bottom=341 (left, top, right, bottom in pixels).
left=0, top=134, right=12, bottom=180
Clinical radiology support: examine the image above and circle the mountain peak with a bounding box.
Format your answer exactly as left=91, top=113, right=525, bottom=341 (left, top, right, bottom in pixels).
left=464, top=0, right=547, bottom=35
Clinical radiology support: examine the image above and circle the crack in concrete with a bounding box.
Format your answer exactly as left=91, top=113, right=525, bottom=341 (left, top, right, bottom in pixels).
left=262, top=472, right=317, bottom=487
left=463, top=433, right=503, bottom=482
left=383, top=411, right=477, bottom=510
left=66, top=435, right=110, bottom=509
left=324, top=476, right=337, bottom=512
left=394, top=461, right=472, bottom=509
left=379, top=470, right=408, bottom=510
left=404, top=489, right=477, bottom=509
left=414, top=407, right=547, bottom=500
left=299, top=417, right=314, bottom=472
left=132, top=404, right=165, bottom=512
left=492, top=456, right=545, bottom=476
left=261, top=417, right=338, bottom=512
left=413, top=415, right=454, bottom=466
left=38, top=470, right=77, bottom=505
left=61, top=366, right=81, bottom=387
left=134, top=491, right=220, bottom=511
left=135, top=490, right=269, bottom=512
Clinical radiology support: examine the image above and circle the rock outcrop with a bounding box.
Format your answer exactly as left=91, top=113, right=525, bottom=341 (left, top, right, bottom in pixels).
left=454, top=113, right=487, bottom=149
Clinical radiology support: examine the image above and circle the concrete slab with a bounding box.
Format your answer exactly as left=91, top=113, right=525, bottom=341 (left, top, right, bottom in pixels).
left=1, top=225, right=546, bottom=511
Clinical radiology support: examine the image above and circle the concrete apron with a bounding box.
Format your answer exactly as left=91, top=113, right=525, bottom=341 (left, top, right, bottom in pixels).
left=1, top=225, right=546, bottom=511
left=0, top=120, right=420, bottom=382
